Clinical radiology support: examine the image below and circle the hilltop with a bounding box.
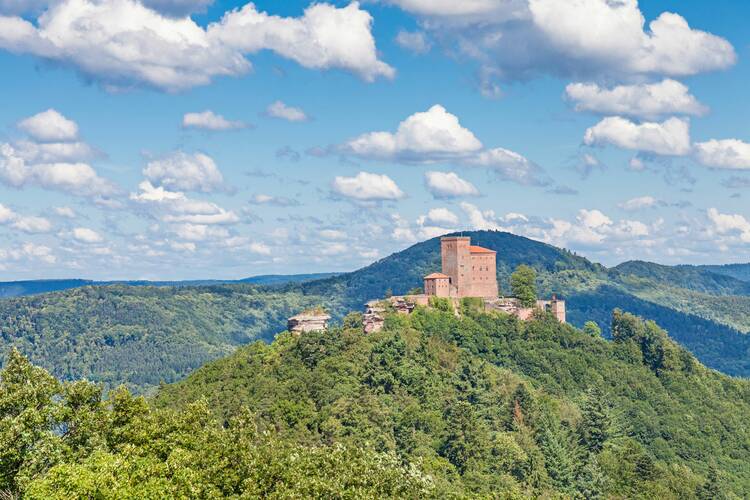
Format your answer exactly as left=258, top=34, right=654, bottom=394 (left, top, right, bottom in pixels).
left=154, top=306, right=750, bottom=498
left=2, top=231, right=750, bottom=393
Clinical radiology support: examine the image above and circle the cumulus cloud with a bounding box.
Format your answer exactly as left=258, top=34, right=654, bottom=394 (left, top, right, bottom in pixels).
left=693, top=139, right=750, bottom=170
left=707, top=207, right=750, bottom=242
left=265, top=101, right=308, bottom=122
left=72, top=227, right=103, bottom=243
left=54, top=206, right=76, bottom=218
left=332, top=171, right=405, bottom=201
left=130, top=181, right=238, bottom=225
left=0, top=203, right=52, bottom=233
left=619, top=196, right=657, bottom=211
left=395, top=30, right=431, bottom=54
left=466, top=147, right=547, bottom=185
left=417, top=207, right=459, bottom=227
left=17, top=109, right=78, bottom=142
left=1, top=111, right=116, bottom=197
left=342, top=105, right=545, bottom=185
left=0, top=242, right=56, bottom=265
left=584, top=116, right=691, bottom=156
left=143, top=152, right=223, bottom=192
left=0, top=144, right=116, bottom=196
left=182, top=111, right=247, bottom=131
left=0, top=0, right=394, bottom=92
left=344, top=105, right=482, bottom=161
left=565, top=79, right=707, bottom=119
left=424, top=171, right=479, bottom=198
left=459, top=202, right=505, bottom=231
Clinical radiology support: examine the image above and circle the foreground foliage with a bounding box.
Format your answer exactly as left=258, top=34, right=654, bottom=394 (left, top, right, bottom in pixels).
left=0, top=349, right=432, bottom=498
left=155, top=307, right=750, bottom=498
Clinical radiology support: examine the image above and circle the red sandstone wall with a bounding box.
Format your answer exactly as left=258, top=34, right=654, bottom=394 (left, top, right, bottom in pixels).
left=467, top=252, right=498, bottom=297
left=441, top=237, right=470, bottom=295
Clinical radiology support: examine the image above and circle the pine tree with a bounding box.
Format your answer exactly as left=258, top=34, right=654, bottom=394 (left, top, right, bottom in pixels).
left=577, top=458, right=606, bottom=499
left=578, top=387, right=611, bottom=453
left=537, top=417, right=579, bottom=493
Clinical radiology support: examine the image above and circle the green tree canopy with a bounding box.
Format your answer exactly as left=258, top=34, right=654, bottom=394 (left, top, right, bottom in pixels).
left=510, top=264, right=538, bottom=307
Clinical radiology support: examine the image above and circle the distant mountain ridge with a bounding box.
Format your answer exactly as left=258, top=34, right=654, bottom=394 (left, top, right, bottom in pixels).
left=0, top=273, right=340, bottom=298
left=694, top=262, right=750, bottom=282
left=2, top=230, right=750, bottom=393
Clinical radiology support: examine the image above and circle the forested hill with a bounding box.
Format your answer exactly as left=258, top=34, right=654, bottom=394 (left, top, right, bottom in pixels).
left=154, top=307, right=750, bottom=498
left=3, top=230, right=750, bottom=392
left=695, top=262, right=750, bottom=282
left=0, top=272, right=339, bottom=298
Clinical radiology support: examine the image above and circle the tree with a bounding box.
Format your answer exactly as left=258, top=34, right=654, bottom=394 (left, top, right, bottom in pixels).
left=510, top=265, right=537, bottom=307
left=537, top=417, right=579, bottom=493
left=440, top=401, right=489, bottom=474
left=578, top=387, right=611, bottom=453
left=583, top=321, right=602, bottom=338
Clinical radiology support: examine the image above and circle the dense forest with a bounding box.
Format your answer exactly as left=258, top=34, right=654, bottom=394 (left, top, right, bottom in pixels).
left=4, top=306, right=747, bottom=498
left=2, top=230, right=750, bottom=392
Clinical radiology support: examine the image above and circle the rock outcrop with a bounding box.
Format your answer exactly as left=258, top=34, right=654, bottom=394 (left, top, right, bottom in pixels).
left=287, top=311, right=330, bottom=335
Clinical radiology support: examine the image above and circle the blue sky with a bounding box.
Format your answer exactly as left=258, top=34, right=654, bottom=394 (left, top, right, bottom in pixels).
left=1, top=0, right=750, bottom=280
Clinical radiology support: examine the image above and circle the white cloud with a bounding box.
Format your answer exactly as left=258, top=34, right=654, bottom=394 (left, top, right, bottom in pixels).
left=182, top=111, right=247, bottom=131
left=17, top=109, right=78, bottom=142
left=332, top=171, right=405, bottom=201
left=584, top=116, right=691, bottom=156
left=13, top=140, right=97, bottom=164
left=249, top=242, right=271, bottom=255
left=172, top=223, right=229, bottom=241
left=395, top=30, right=430, bottom=54
left=143, top=152, right=223, bottom=192
left=12, top=215, right=52, bottom=233
left=466, top=147, right=546, bottom=185
left=0, top=242, right=56, bottom=264
left=72, top=226, right=103, bottom=243
left=249, top=193, right=299, bottom=207
left=320, top=229, right=347, bottom=240
left=0, top=203, right=52, bottom=233
left=424, top=171, right=479, bottom=198
left=169, top=240, right=196, bottom=252
left=578, top=209, right=612, bottom=229
left=54, top=206, right=76, bottom=218
left=130, top=181, right=238, bottom=224
left=342, top=105, right=544, bottom=185
left=693, top=139, right=750, bottom=170
left=344, top=105, right=482, bottom=161
left=385, top=0, right=735, bottom=86
left=459, top=202, right=504, bottom=231
left=565, top=79, right=707, bottom=119
left=619, top=196, right=657, bottom=211
left=418, top=207, right=459, bottom=226
left=0, top=0, right=394, bottom=92
left=265, top=101, right=308, bottom=122
left=0, top=146, right=115, bottom=196
left=707, top=208, right=750, bottom=243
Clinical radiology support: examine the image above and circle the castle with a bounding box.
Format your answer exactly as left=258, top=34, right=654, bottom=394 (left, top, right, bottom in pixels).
left=424, top=236, right=499, bottom=298
left=422, top=236, right=566, bottom=323
left=288, top=235, right=566, bottom=334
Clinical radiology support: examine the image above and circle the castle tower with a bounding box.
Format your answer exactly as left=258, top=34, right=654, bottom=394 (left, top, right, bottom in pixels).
left=441, top=236, right=471, bottom=296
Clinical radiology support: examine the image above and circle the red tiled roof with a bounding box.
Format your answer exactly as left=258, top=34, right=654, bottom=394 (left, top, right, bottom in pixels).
left=424, top=272, right=450, bottom=279
left=469, top=245, right=495, bottom=254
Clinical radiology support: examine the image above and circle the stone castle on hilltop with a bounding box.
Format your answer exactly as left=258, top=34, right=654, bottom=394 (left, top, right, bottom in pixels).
left=420, top=236, right=565, bottom=323
left=288, top=235, right=566, bottom=334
